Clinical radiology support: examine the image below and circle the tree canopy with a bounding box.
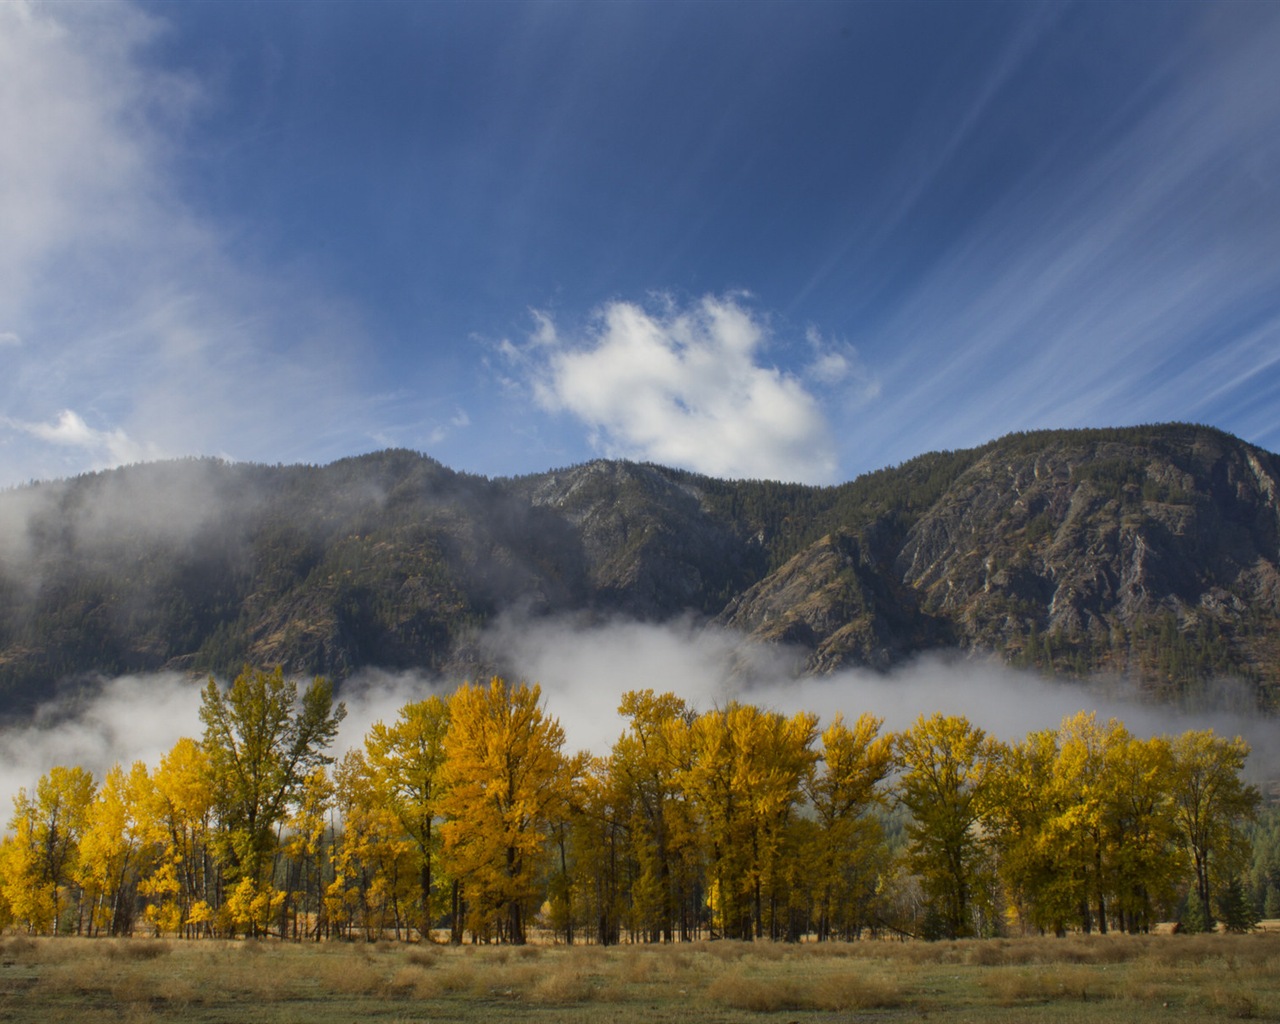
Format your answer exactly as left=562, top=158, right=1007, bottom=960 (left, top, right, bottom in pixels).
left=0, top=672, right=1265, bottom=943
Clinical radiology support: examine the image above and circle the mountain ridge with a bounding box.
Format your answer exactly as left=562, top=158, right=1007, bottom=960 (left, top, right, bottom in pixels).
left=1, top=422, right=1277, bottom=718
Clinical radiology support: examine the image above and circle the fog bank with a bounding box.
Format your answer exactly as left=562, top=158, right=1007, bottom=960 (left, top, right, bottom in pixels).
left=2, top=617, right=1275, bottom=817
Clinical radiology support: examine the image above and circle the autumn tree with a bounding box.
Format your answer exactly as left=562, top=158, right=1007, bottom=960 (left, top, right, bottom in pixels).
left=895, top=713, right=997, bottom=939
left=744, top=707, right=819, bottom=939
left=1049, top=712, right=1128, bottom=933
left=329, top=749, right=416, bottom=940
left=2, top=766, right=96, bottom=934
left=805, top=712, right=893, bottom=940
left=143, top=737, right=218, bottom=936
left=281, top=767, right=334, bottom=939
left=610, top=689, right=697, bottom=942
left=682, top=703, right=818, bottom=940
left=200, top=667, right=345, bottom=935
left=986, top=726, right=1096, bottom=935
left=563, top=755, right=629, bottom=944
left=1101, top=733, right=1185, bottom=932
left=1169, top=730, right=1260, bottom=928
left=364, top=695, right=450, bottom=939
left=77, top=761, right=159, bottom=936
left=0, top=813, right=47, bottom=933
left=440, top=677, right=571, bottom=944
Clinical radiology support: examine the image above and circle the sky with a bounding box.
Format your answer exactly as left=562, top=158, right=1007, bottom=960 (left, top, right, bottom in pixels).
left=3, top=0, right=1280, bottom=488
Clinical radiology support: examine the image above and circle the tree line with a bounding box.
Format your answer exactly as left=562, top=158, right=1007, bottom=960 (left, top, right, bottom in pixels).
left=0, top=668, right=1265, bottom=943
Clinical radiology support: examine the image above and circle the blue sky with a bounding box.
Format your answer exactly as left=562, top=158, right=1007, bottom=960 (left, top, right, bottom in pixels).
left=2, top=0, right=1279, bottom=487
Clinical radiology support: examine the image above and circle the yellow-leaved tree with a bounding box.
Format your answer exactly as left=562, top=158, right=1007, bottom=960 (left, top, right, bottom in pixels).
left=1047, top=711, right=1128, bottom=934
left=682, top=703, right=818, bottom=940
left=895, top=713, right=998, bottom=939
left=76, top=761, right=159, bottom=936
left=440, top=677, right=571, bottom=944
left=1102, top=732, right=1185, bottom=932
left=987, top=728, right=1072, bottom=934
left=1170, top=730, right=1260, bottom=928
left=610, top=689, right=696, bottom=942
left=364, top=695, right=451, bottom=939
left=143, top=737, right=217, bottom=936
left=2, top=766, right=96, bottom=934
left=282, top=766, right=333, bottom=940
left=805, top=712, right=893, bottom=940
left=330, top=749, right=416, bottom=940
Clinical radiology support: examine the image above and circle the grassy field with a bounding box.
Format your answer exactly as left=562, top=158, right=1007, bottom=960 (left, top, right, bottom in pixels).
left=1, top=930, right=1277, bottom=1023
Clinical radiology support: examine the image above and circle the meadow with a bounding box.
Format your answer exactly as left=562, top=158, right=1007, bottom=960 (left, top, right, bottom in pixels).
left=1, top=930, right=1277, bottom=1023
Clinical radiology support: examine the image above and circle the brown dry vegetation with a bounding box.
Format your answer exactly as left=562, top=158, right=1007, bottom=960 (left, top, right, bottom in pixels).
left=0, top=931, right=1277, bottom=1023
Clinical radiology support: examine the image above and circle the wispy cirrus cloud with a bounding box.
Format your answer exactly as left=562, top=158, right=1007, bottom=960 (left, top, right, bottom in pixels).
left=840, top=6, right=1280, bottom=468
left=0, top=1, right=378, bottom=486
left=508, top=294, right=869, bottom=484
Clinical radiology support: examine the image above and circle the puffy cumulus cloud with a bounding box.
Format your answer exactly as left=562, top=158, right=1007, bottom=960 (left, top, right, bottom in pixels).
left=522, top=295, right=842, bottom=484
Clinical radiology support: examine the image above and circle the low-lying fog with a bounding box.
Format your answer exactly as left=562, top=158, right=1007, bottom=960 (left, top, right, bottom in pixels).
left=1, top=614, right=1275, bottom=815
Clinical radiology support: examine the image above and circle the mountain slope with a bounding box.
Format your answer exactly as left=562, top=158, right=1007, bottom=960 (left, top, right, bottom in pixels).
left=720, top=425, right=1280, bottom=704
left=0, top=424, right=1277, bottom=718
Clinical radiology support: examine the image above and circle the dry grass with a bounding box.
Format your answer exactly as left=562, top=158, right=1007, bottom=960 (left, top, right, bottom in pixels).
left=0, top=930, right=1278, bottom=1023
left=808, top=969, right=905, bottom=1010
left=404, top=943, right=441, bottom=967
left=103, top=938, right=172, bottom=961
left=979, top=963, right=1113, bottom=1005
left=528, top=964, right=594, bottom=1004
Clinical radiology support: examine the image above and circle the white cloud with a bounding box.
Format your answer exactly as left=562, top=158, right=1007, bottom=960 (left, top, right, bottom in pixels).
left=529, top=310, right=558, bottom=348
left=522, top=294, right=840, bottom=483
left=802, top=326, right=882, bottom=405
left=0, top=2, right=167, bottom=311
left=9, top=408, right=158, bottom=468
left=806, top=350, right=849, bottom=385
left=0, top=1, right=375, bottom=487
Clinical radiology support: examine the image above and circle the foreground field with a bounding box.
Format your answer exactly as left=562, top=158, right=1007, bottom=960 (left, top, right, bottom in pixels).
left=0, top=931, right=1276, bottom=1023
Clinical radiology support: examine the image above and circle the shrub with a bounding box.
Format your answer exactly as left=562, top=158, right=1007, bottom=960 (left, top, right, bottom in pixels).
left=809, top=971, right=903, bottom=1009
left=706, top=973, right=805, bottom=1011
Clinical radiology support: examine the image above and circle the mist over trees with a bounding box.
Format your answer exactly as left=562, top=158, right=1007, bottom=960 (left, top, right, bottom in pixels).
left=0, top=670, right=1267, bottom=943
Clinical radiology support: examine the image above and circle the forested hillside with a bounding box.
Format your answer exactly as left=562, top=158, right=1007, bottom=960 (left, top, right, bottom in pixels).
left=1, top=423, right=1278, bottom=717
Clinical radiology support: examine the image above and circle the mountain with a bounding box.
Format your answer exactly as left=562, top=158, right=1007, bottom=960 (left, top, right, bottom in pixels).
left=0, top=423, right=1277, bottom=719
